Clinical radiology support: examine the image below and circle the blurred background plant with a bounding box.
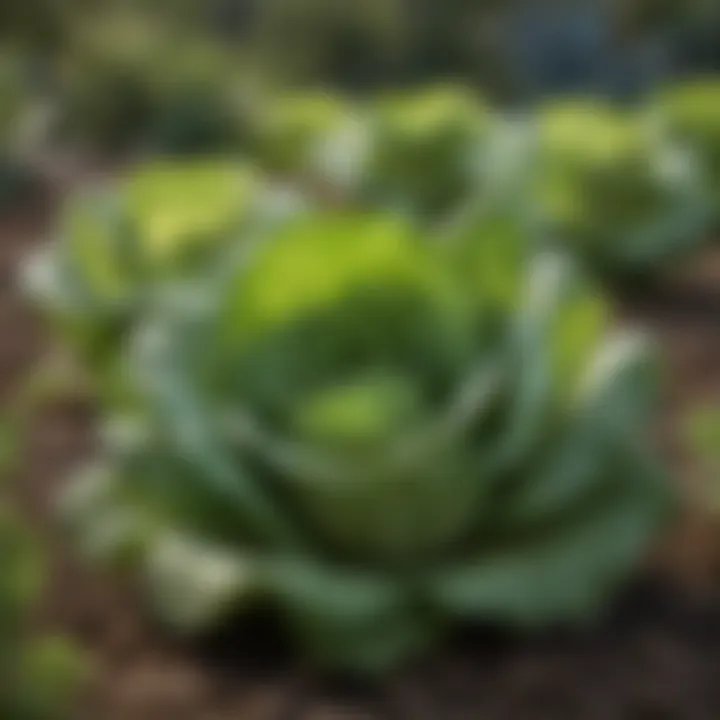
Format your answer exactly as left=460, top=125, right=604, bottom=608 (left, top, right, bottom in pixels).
left=653, top=79, right=720, bottom=225
left=0, top=49, right=50, bottom=208
left=685, top=406, right=720, bottom=513
left=0, top=505, right=85, bottom=719
left=0, top=0, right=717, bottom=166
left=51, top=7, right=253, bottom=158
left=20, top=159, right=292, bottom=399
left=532, top=98, right=711, bottom=277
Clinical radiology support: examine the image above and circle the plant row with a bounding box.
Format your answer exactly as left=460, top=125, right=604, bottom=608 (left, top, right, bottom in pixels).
left=4, top=67, right=720, bottom=276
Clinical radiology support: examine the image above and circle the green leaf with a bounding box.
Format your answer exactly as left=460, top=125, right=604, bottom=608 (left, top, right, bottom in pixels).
left=292, top=372, right=424, bottom=447
left=123, top=161, right=257, bottom=267
left=495, top=253, right=607, bottom=470
left=499, top=332, right=657, bottom=528
left=264, top=558, right=435, bottom=674
left=573, top=330, right=659, bottom=439
left=432, top=445, right=670, bottom=625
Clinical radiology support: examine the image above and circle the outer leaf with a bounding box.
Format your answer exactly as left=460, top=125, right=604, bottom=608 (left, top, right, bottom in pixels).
left=263, top=557, right=435, bottom=674
left=432, top=444, right=671, bottom=625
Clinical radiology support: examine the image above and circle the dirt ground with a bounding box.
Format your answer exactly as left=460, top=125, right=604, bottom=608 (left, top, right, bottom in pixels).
left=3, top=184, right=720, bottom=719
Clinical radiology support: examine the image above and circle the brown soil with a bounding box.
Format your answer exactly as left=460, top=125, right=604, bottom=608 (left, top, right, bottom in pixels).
left=3, top=190, right=720, bottom=719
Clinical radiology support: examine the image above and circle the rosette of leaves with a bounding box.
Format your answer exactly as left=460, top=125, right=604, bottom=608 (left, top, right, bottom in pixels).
left=534, top=99, right=710, bottom=276
left=250, top=90, right=357, bottom=180
left=0, top=505, right=84, bottom=718
left=22, top=160, right=309, bottom=391
left=357, top=86, right=492, bottom=217
left=652, top=79, right=720, bottom=223
left=61, top=208, right=671, bottom=674
left=252, top=86, right=497, bottom=220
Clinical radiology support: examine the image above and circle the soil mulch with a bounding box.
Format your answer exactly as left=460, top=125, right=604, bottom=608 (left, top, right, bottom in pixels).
left=3, top=190, right=720, bottom=719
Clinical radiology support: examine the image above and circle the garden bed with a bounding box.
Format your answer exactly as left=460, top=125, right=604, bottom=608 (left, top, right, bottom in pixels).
left=3, top=195, right=720, bottom=720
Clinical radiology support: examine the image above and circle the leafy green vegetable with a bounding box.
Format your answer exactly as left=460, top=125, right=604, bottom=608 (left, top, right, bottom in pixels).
left=59, top=208, right=671, bottom=673
left=27, top=82, right=705, bottom=673
left=22, top=160, right=309, bottom=385
left=360, top=85, right=491, bottom=216
left=249, top=85, right=712, bottom=273
left=534, top=99, right=710, bottom=274
left=653, top=79, right=720, bottom=219
left=249, top=85, right=497, bottom=220
left=251, top=90, right=356, bottom=177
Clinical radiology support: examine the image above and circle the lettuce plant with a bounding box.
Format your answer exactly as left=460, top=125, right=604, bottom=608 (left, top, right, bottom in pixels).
left=22, top=160, right=308, bottom=386
left=358, top=86, right=491, bottom=216
left=1, top=505, right=84, bottom=718
left=534, top=99, right=710, bottom=274
left=653, top=79, right=720, bottom=220
left=250, top=86, right=500, bottom=220
left=60, top=208, right=671, bottom=673
left=250, top=90, right=356, bottom=178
